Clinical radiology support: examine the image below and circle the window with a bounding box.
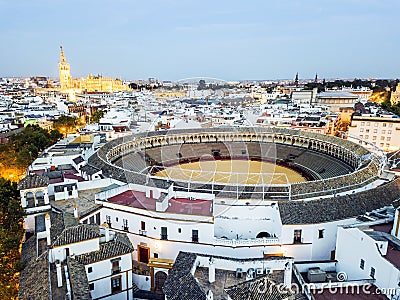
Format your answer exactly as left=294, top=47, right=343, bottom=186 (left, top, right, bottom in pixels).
left=294, top=229, right=302, bottom=244
left=154, top=252, right=159, bottom=258
left=373, top=129, right=377, bottom=133
left=89, top=283, right=94, bottom=291
left=106, top=215, right=111, bottom=227
left=370, top=267, right=375, bottom=279
left=365, top=135, right=369, bottom=139
left=178, top=228, right=182, bottom=233
left=161, top=227, right=168, bottom=240
left=388, top=130, right=392, bottom=134
left=360, top=259, right=365, bottom=270
left=361, top=122, right=365, bottom=126
left=112, top=260, right=120, bottom=274
left=116, top=217, right=118, bottom=222
left=111, top=276, right=122, bottom=293
left=387, top=137, right=391, bottom=141
left=88, top=267, right=93, bottom=273
left=123, top=219, right=128, bottom=231
left=192, top=229, right=199, bottom=243
left=381, top=136, right=385, bottom=140
left=381, top=130, right=386, bottom=134
left=389, top=123, right=393, bottom=128
left=359, top=135, right=363, bottom=139
left=383, top=123, right=387, bottom=127
left=372, top=136, right=377, bottom=141
left=242, top=150, right=247, bottom=155
left=365, top=129, right=369, bottom=133
left=140, top=221, right=146, bottom=236
left=360, top=128, right=364, bottom=132
left=89, top=216, right=94, bottom=224
left=318, top=229, right=325, bottom=239
left=366, top=122, right=370, bottom=126
left=374, top=123, right=378, bottom=127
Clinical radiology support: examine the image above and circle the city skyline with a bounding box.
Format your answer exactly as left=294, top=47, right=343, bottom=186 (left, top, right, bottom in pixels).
left=1, top=0, right=399, bottom=80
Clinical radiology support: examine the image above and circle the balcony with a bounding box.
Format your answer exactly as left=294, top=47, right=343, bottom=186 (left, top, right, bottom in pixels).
left=111, top=266, right=121, bottom=275
left=139, top=230, right=147, bottom=236
left=161, top=234, right=168, bottom=240
left=213, top=237, right=279, bottom=247
left=192, top=236, right=199, bottom=243
left=123, top=226, right=129, bottom=232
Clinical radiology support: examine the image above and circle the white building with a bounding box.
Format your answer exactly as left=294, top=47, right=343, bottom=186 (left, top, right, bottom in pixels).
left=348, top=115, right=400, bottom=152
left=19, top=210, right=135, bottom=300
left=335, top=221, right=400, bottom=299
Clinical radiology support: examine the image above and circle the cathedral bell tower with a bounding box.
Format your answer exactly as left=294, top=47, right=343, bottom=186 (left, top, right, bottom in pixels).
left=58, top=46, right=72, bottom=90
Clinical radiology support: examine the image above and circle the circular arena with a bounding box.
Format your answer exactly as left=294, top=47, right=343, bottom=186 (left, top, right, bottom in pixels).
left=89, top=127, right=382, bottom=201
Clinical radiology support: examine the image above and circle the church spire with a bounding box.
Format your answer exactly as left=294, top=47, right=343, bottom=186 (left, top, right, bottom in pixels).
left=314, top=73, right=318, bottom=84
left=294, top=72, right=299, bottom=86
left=60, top=45, right=66, bottom=63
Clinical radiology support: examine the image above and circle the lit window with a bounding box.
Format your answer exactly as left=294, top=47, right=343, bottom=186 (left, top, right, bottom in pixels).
left=381, top=136, right=385, bottom=141
left=365, top=135, right=369, bottom=139
left=372, top=136, right=377, bottom=141
left=387, top=137, right=391, bottom=141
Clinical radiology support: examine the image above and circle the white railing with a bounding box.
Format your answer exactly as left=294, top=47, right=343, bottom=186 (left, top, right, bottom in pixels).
left=213, top=237, right=279, bottom=247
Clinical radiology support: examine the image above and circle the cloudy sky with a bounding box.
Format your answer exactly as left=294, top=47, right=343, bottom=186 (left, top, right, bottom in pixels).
left=0, top=0, right=399, bottom=80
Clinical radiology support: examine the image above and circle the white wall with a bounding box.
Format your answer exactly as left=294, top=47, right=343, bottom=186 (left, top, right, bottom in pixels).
left=335, top=227, right=400, bottom=298
left=49, top=238, right=99, bottom=263
left=132, top=273, right=151, bottom=290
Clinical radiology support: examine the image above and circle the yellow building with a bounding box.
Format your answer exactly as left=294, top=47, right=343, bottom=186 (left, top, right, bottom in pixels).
left=58, top=46, right=131, bottom=94
left=391, top=83, right=400, bottom=105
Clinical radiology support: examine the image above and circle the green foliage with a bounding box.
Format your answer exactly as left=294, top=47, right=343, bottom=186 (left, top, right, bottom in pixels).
left=0, top=125, right=62, bottom=177
left=53, top=115, right=79, bottom=133
left=0, top=179, right=24, bottom=299
left=90, top=110, right=104, bottom=123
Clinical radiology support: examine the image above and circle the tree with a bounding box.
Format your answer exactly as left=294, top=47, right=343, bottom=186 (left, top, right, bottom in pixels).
left=0, top=125, right=63, bottom=179
left=90, top=110, right=104, bottom=123
left=53, top=115, right=79, bottom=135
left=0, top=179, right=24, bottom=299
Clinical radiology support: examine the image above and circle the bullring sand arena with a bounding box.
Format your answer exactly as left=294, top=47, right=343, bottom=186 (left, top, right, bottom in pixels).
left=154, top=159, right=306, bottom=184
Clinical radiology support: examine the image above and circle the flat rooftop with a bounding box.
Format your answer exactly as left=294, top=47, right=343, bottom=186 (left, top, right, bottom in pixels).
left=107, top=190, right=213, bottom=216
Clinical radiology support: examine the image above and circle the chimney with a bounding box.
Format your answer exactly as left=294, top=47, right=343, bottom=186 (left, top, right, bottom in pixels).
left=284, top=261, right=292, bottom=288
left=208, top=257, right=215, bottom=283
left=73, top=204, right=78, bottom=219
left=45, top=214, right=51, bottom=246
left=104, top=223, right=110, bottom=242
left=56, top=260, right=63, bottom=287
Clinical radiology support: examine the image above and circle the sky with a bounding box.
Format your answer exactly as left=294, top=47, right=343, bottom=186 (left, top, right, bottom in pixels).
left=0, top=0, right=399, bottom=81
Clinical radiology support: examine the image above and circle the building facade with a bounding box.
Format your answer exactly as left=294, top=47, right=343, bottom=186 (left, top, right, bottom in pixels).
left=58, top=47, right=131, bottom=94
